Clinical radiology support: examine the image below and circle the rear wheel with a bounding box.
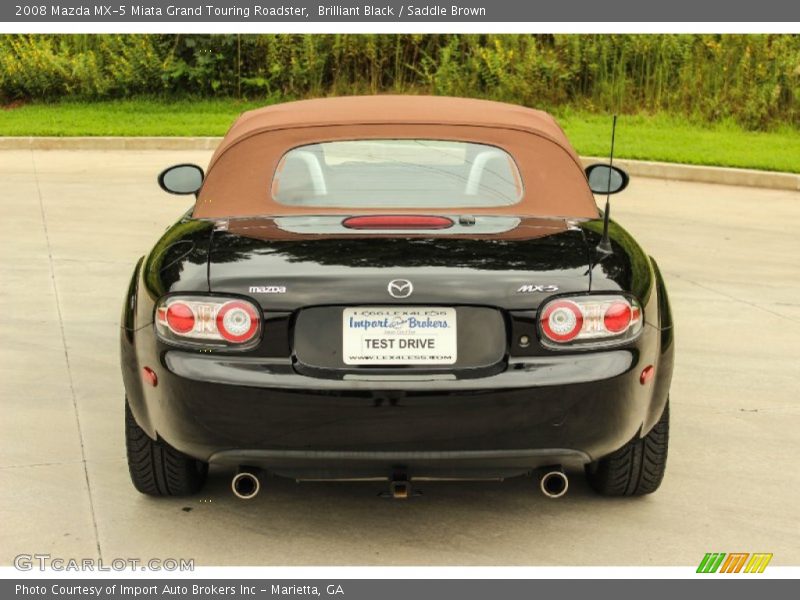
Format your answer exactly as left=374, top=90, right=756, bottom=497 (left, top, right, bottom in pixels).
left=585, top=400, right=669, bottom=496
left=125, top=400, right=208, bottom=496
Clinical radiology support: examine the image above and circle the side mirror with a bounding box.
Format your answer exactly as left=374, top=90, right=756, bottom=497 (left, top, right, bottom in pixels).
left=158, top=164, right=204, bottom=195
left=585, top=164, right=629, bottom=195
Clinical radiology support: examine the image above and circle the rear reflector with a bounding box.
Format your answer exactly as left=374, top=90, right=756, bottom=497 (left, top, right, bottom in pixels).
left=640, top=365, right=655, bottom=385
left=342, top=215, right=454, bottom=230
left=141, top=367, right=158, bottom=387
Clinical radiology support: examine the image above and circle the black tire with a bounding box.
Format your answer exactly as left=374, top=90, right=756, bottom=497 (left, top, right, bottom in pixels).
left=125, top=400, right=208, bottom=496
left=585, top=400, right=669, bottom=496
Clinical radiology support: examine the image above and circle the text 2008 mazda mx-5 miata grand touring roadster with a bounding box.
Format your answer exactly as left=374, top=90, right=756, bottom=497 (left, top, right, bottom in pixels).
left=121, top=96, right=674, bottom=500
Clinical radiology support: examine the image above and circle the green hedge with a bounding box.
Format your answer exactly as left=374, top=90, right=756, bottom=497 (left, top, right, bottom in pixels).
left=1, top=34, right=798, bottom=130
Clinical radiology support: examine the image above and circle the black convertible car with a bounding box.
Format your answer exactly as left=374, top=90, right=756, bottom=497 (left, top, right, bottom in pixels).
left=121, top=96, right=673, bottom=500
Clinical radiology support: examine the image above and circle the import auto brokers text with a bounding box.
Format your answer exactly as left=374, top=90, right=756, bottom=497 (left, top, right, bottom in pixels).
left=15, top=584, right=248, bottom=596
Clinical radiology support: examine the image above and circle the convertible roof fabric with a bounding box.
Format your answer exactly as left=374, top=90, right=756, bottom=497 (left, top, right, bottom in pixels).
left=210, top=95, right=577, bottom=163
left=194, top=95, right=599, bottom=219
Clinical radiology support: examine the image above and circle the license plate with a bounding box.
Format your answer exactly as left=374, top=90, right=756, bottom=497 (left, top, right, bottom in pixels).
left=342, top=307, right=457, bottom=365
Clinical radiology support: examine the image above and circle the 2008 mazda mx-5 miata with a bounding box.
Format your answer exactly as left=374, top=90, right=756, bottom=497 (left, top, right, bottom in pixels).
left=121, top=96, right=674, bottom=500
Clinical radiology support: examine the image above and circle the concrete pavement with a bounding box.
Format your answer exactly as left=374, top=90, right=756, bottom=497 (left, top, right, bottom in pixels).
left=1, top=149, right=799, bottom=566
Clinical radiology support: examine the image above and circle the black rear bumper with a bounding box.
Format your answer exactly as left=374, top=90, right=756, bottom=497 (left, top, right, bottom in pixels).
left=122, top=328, right=673, bottom=479
left=209, top=449, right=590, bottom=480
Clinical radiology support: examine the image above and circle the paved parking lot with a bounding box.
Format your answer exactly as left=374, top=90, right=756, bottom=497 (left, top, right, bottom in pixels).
left=1, top=149, right=799, bottom=566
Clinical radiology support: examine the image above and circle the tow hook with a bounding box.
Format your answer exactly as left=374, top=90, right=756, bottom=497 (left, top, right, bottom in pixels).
left=380, top=472, right=420, bottom=499
left=389, top=479, right=412, bottom=499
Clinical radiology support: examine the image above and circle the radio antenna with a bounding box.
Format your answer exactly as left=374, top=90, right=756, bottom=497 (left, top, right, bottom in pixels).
left=596, top=115, right=617, bottom=256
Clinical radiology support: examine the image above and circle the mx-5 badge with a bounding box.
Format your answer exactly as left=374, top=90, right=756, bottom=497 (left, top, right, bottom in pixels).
left=517, top=284, right=560, bottom=293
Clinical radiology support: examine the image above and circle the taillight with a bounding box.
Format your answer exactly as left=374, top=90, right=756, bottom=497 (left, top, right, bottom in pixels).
left=603, top=300, right=632, bottom=333
left=165, top=302, right=195, bottom=334
left=538, top=295, right=642, bottom=348
left=216, top=300, right=259, bottom=343
left=155, top=296, right=261, bottom=349
left=540, top=300, right=584, bottom=342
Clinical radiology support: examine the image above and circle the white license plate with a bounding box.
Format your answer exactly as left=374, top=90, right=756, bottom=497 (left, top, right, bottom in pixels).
left=342, top=307, right=457, bottom=365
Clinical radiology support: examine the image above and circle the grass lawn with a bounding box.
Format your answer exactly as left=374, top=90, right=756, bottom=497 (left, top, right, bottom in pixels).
left=1, top=98, right=798, bottom=173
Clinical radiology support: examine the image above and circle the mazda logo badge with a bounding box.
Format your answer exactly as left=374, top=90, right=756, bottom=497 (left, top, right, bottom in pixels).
left=387, top=279, right=413, bottom=299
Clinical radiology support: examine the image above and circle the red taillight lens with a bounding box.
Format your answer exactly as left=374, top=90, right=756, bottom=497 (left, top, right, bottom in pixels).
left=538, top=295, right=643, bottom=348
left=165, top=302, right=195, bottom=334
left=155, top=296, right=262, bottom=349
left=540, top=300, right=584, bottom=342
left=603, top=301, right=632, bottom=333
left=342, top=215, right=454, bottom=230
left=216, top=301, right=259, bottom=343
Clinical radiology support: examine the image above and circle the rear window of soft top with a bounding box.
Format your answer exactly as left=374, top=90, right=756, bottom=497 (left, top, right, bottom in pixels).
left=271, top=139, right=523, bottom=208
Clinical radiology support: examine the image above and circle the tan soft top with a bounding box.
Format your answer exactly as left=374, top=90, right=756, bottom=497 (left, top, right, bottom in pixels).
left=209, top=95, right=578, bottom=166
left=195, top=95, right=598, bottom=219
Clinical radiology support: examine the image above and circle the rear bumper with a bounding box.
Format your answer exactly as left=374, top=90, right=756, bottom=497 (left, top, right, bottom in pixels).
left=123, top=330, right=672, bottom=478
left=209, top=448, right=590, bottom=480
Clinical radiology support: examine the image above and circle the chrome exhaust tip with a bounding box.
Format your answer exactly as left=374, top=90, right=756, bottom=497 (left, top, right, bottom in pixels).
left=231, top=469, right=261, bottom=500
left=538, top=467, right=569, bottom=499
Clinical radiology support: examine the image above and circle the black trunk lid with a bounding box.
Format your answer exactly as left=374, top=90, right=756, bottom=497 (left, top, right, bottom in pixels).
left=207, top=216, right=592, bottom=310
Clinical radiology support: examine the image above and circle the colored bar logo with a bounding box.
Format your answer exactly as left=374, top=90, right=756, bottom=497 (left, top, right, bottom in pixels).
left=697, top=553, right=773, bottom=573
